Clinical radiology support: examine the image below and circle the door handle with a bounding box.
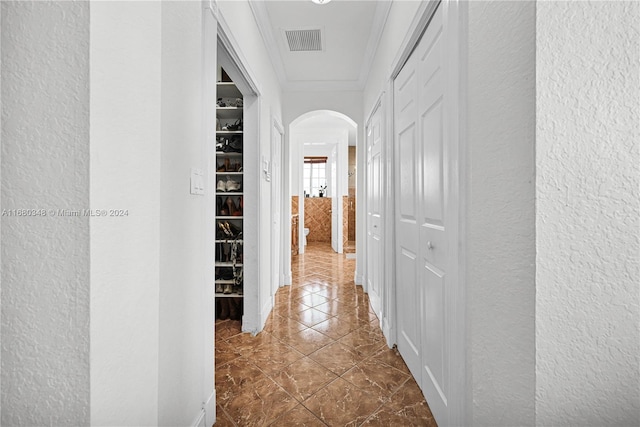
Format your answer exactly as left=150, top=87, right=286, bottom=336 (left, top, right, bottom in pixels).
left=427, top=241, right=434, bottom=250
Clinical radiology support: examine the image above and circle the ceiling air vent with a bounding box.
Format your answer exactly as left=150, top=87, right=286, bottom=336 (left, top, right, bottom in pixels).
left=285, top=29, right=323, bottom=52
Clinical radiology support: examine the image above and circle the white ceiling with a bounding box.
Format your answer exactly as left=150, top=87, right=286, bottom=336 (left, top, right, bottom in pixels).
left=249, top=0, right=392, bottom=91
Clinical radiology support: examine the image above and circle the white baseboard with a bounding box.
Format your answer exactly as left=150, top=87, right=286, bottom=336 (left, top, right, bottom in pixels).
left=192, top=409, right=205, bottom=427
left=260, top=297, right=274, bottom=331
left=193, top=390, right=215, bottom=427
left=354, top=272, right=363, bottom=285
left=383, top=319, right=395, bottom=348
left=283, top=271, right=292, bottom=285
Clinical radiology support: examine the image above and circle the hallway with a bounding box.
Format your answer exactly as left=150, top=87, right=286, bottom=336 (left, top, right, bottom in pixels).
left=214, top=243, right=436, bottom=426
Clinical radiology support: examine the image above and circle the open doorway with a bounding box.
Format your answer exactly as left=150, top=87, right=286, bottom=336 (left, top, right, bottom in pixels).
left=289, top=110, right=357, bottom=258
left=345, top=145, right=357, bottom=257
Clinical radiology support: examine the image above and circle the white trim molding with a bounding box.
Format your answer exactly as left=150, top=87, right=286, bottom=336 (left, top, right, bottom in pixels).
left=250, top=0, right=391, bottom=92
left=390, top=0, right=441, bottom=80
left=216, top=9, right=261, bottom=96
left=357, top=1, right=393, bottom=89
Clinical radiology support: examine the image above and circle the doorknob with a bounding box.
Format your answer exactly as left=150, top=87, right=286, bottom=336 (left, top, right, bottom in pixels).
left=427, top=241, right=434, bottom=250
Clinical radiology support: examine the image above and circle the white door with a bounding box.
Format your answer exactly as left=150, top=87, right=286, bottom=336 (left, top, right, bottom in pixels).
left=394, top=5, right=451, bottom=425
left=330, top=146, right=339, bottom=253
left=271, top=124, right=282, bottom=296
left=366, top=104, right=383, bottom=320
left=394, top=48, right=421, bottom=379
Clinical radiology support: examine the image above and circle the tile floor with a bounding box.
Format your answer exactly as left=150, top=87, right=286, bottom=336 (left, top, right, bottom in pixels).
left=214, top=242, right=437, bottom=426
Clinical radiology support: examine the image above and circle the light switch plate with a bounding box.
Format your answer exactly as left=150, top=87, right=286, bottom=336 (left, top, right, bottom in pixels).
left=262, top=156, right=271, bottom=182
left=190, top=168, right=205, bottom=196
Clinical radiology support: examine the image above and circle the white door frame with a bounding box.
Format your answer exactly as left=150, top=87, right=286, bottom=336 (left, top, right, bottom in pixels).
left=296, top=126, right=348, bottom=254
left=216, top=9, right=264, bottom=335
left=330, top=145, right=338, bottom=252
left=364, top=93, right=385, bottom=326
left=387, top=0, right=467, bottom=425
left=203, top=3, right=218, bottom=424
left=271, top=117, right=285, bottom=296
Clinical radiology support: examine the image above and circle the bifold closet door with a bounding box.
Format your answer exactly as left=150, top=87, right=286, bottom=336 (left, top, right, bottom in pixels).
left=394, top=4, right=450, bottom=424
left=366, top=103, right=383, bottom=319
left=394, top=48, right=421, bottom=378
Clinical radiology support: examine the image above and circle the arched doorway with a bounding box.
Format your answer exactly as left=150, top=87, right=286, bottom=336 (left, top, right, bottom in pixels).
left=288, top=111, right=357, bottom=259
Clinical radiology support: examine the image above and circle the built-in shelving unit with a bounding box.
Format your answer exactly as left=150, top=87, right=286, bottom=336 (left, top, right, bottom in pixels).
left=215, top=71, right=245, bottom=316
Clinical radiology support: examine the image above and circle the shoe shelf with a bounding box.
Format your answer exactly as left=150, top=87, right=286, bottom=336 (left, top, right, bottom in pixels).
left=217, top=81, right=242, bottom=98
left=216, top=192, right=242, bottom=196
left=214, top=279, right=235, bottom=284
left=216, top=107, right=243, bottom=120
left=215, top=73, right=244, bottom=323
left=215, top=262, right=243, bottom=267
left=216, top=130, right=243, bottom=135
left=215, top=292, right=244, bottom=298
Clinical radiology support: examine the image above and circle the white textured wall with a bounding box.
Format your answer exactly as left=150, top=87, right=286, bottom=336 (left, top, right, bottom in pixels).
left=536, top=2, right=640, bottom=425
left=1, top=2, right=90, bottom=424
left=90, top=2, right=161, bottom=424
left=1, top=5, right=3, bottom=418
left=466, top=1, right=536, bottom=425
left=159, top=2, right=213, bottom=424
left=92, top=2, right=215, bottom=425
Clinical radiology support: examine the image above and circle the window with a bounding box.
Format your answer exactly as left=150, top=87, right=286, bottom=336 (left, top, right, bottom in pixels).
left=303, top=157, right=327, bottom=197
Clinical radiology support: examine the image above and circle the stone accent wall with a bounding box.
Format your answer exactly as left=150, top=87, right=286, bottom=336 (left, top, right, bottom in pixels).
left=348, top=197, right=356, bottom=241
left=304, top=197, right=331, bottom=243
left=343, top=196, right=349, bottom=249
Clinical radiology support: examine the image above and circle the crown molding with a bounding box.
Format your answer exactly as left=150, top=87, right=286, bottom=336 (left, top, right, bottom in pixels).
left=283, top=79, right=364, bottom=92
left=249, top=0, right=392, bottom=93
left=248, top=0, right=288, bottom=89
left=357, top=0, right=393, bottom=90
left=390, top=0, right=441, bottom=79
left=217, top=9, right=261, bottom=96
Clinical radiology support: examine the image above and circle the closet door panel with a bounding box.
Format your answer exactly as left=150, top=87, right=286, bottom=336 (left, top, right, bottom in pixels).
left=394, top=51, right=422, bottom=378
left=416, top=5, right=449, bottom=423
left=422, top=262, right=446, bottom=397
left=395, top=3, right=452, bottom=425
left=397, top=248, right=420, bottom=368
left=366, top=104, right=383, bottom=318
left=398, top=125, right=418, bottom=222
left=421, top=100, right=444, bottom=227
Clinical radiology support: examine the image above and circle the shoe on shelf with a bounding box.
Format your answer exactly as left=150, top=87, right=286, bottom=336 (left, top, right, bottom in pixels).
left=223, top=284, right=233, bottom=294
left=218, top=299, right=229, bottom=320
left=226, top=197, right=242, bottom=216
left=222, top=222, right=235, bottom=239
left=226, top=178, right=241, bottom=192
left=216, top=179, right=227, bottom=192
left=224, top=221, right=242, bottom=238
left=217, top=196, right=229, bottom=216
left=216, top=224, right=225, bottom=240
left=215, top=283, right=223, bottom=293
left=228, top=298, right=241, bottom=320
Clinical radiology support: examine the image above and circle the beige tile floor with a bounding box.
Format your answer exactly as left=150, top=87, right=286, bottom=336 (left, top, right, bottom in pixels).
left=214, top=242, right=437, bottom=426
